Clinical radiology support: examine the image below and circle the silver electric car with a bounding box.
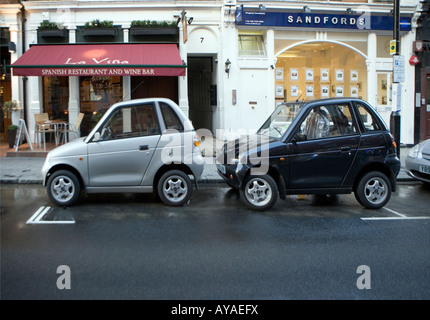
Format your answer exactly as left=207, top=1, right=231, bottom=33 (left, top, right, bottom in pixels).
left=405, top=139, right=430, bottom=184
left=42, top=98, right=204, bottom=207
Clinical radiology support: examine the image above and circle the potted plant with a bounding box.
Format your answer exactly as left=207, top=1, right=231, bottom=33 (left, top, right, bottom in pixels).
left=130, top=20, right=178, bottom=36
left=2, top=100, right=19, bottom=117
left=7, top=124, right=18, bottom=148
left=83, top=19, right=118, bottom=37
left=38, top=20, right=67, bottom=37
left=2, top=100, right=22, bottom=126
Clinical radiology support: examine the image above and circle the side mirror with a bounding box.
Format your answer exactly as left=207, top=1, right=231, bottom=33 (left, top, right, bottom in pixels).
left=292, top=133, right=307, bottom=144
left=296, top=133, right=307, bottom=141
left=93, top=132, right=101, bottom=142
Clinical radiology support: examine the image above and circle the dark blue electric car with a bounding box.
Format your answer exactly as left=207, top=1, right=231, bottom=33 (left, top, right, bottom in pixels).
left=216, top=98, right=400, bottom=211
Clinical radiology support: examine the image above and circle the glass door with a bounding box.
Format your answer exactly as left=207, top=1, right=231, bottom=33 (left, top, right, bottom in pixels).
left=421, top=74, right=430, bottom=140
left=376, top=72, right=393, bottom=111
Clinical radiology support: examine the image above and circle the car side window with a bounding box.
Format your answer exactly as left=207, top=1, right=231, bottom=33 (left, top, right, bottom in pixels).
left=356, top=103, right=382, bottom=132
left=99, top=103, right=160, bottom=140
left=297, top=104, right=357, bottom=140
left=160, top=102, right=184, bottom=132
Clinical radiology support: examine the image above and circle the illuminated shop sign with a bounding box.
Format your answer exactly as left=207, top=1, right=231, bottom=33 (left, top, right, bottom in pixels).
left=235, top=8, right=411, bottom=31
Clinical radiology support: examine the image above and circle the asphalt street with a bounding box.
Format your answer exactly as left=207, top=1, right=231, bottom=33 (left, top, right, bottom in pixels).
left=1, top=147, right=428, bottom=302
left=1, top=182, right=429, bottom=300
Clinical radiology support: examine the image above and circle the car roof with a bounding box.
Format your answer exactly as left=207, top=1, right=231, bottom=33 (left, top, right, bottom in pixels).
left=113, top=97, right=176, bottom=107
left=285, top=97, right=366, bottom=106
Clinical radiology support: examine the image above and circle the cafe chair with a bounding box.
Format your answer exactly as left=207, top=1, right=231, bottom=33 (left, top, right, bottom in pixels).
left=60, top=113, right=84, bottom=143
left=34, top=113, right=56, bottom=150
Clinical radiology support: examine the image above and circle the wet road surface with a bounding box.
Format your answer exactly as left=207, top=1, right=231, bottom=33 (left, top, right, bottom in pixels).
left=1, top=182, right=429, bottom=300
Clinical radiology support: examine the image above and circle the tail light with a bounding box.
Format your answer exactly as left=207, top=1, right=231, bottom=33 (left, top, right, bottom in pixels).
left=390, top=133, right=397, bottom=149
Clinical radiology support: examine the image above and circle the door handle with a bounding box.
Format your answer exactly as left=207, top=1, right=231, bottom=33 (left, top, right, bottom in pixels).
left=139, top=145, right=149, bottom=151
left=340, top=146, right=351, bottom=152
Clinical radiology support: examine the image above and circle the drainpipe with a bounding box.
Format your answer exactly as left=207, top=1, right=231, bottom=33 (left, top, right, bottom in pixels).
left=390, top=0, right=401, bottom=157
left=19, top=1, right=27, bottom=126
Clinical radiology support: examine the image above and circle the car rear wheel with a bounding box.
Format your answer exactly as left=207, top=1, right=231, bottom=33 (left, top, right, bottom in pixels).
left=158, top=170, right=193, bottom=206
left=355, top=171, right=391, bottom=209
left=240, top=174, right=278, bottom=211
left=47, top=170, right=81, bottom=207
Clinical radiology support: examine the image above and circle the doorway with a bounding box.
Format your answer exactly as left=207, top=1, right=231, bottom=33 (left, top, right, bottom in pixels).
left=131, top=76, right=178, bottom=103
left=421, top=72, right=430, bottom=140
left=187, top=57, right=214, bottom=132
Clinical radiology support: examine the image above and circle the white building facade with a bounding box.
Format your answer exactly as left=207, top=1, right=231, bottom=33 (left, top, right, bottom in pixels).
left=0, top=0, right=424, bottom=145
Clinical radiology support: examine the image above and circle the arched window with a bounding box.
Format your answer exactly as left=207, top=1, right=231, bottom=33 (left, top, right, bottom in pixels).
left=274, top=42, right=367, bottom=103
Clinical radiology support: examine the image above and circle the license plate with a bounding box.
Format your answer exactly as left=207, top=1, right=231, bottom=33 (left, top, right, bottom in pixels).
left=217, top=164, right=226, bottom=175
left=419, top=165, right=430, bottom=175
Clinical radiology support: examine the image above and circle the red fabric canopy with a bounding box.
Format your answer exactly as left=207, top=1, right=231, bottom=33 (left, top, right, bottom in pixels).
left=12, top=43, right=186, bottom=76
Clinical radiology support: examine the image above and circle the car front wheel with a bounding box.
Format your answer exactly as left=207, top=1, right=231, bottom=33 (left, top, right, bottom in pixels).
left=355, top=171, right=391, bottom=209
left=240, top=174, right=278, bottom=211
left=47, top=170, right=81, bottom=207
left=157, top=170, right=193, bottom=206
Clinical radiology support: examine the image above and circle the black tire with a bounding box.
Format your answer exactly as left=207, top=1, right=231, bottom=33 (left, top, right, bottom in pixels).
left=355, top=171, right=391, bottom=209
left=157, top=170, right=193, bottom=206
left=240, top=174, right=278, bottom=211
left=47, top=170, right=81, bottom=207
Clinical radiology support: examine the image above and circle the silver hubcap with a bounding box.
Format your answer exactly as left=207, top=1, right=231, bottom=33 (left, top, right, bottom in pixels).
left=51, top=176, right=75, bottom=203
left=364, top=177, right=388, bottom=205
left=244, top=177, right=272, bottom=207
left=163, top=175, right=188, bottom=203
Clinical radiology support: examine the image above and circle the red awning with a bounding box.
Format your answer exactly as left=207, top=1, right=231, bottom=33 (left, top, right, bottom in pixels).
left=12, top=43, right=186, bottom=77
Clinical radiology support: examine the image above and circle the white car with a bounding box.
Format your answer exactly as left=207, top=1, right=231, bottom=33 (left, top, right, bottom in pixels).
left=405, top=139, right=430, bottom=184
left=42, top=98, right=204, bottom=206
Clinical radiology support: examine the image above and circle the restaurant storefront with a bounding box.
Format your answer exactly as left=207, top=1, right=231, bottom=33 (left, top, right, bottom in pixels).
left=12, top=43, right=186, bottom=136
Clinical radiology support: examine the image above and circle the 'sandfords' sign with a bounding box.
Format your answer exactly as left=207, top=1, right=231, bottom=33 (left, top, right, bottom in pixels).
left=235, top=8, right=412, bottom=31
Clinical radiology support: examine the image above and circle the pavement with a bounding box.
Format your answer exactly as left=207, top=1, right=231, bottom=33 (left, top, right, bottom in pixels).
left=0, top=147, right=414, bottom=185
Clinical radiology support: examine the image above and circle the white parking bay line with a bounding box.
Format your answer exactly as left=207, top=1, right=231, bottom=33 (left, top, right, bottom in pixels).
left=26, top=206, right=75, bottom=224
left=361, top=207, right=430, bottom=221
left=361, top=216, right=430, bottom=221
left=383, top=207, right=406, bottom=217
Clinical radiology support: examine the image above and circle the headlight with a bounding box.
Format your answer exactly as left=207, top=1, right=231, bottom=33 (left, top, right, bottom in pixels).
left=230, top=152, right=246, bottom=164
left=408, top=144, right=420, bottom=158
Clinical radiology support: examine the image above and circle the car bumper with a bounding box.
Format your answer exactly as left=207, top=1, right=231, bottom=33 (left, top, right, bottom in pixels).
left=405, top=156, right=430, bottom=183
left=41, top=155, right=51, bottom=186
left=216, top=163, right=242, bottom=188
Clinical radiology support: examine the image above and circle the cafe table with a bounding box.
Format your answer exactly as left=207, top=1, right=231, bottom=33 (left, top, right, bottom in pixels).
left=36, top=119, right=68, bottom=150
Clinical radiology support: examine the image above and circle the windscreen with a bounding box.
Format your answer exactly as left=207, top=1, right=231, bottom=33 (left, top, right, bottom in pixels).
left=257, top=103, right=304, bottom=139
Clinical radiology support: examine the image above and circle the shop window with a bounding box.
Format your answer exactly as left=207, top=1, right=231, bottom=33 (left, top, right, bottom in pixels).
left=239, top=35, right=265, bottom=57
left=1, top=31, right=12, bottom=137
left=376, top=72, right=392, bottom=108
left=79, top=76, right=123, bottom=135
left=43, top=77, right=69, bottom=120
left=275, top=42, right=366, bottom=104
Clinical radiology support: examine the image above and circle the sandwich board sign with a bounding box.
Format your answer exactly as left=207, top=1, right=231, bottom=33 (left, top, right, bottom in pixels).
left=14, top=119, right=33, bottom=152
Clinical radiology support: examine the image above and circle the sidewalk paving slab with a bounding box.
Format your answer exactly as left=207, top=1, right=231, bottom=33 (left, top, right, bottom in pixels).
left=0, top=147, right=414, bottom=185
